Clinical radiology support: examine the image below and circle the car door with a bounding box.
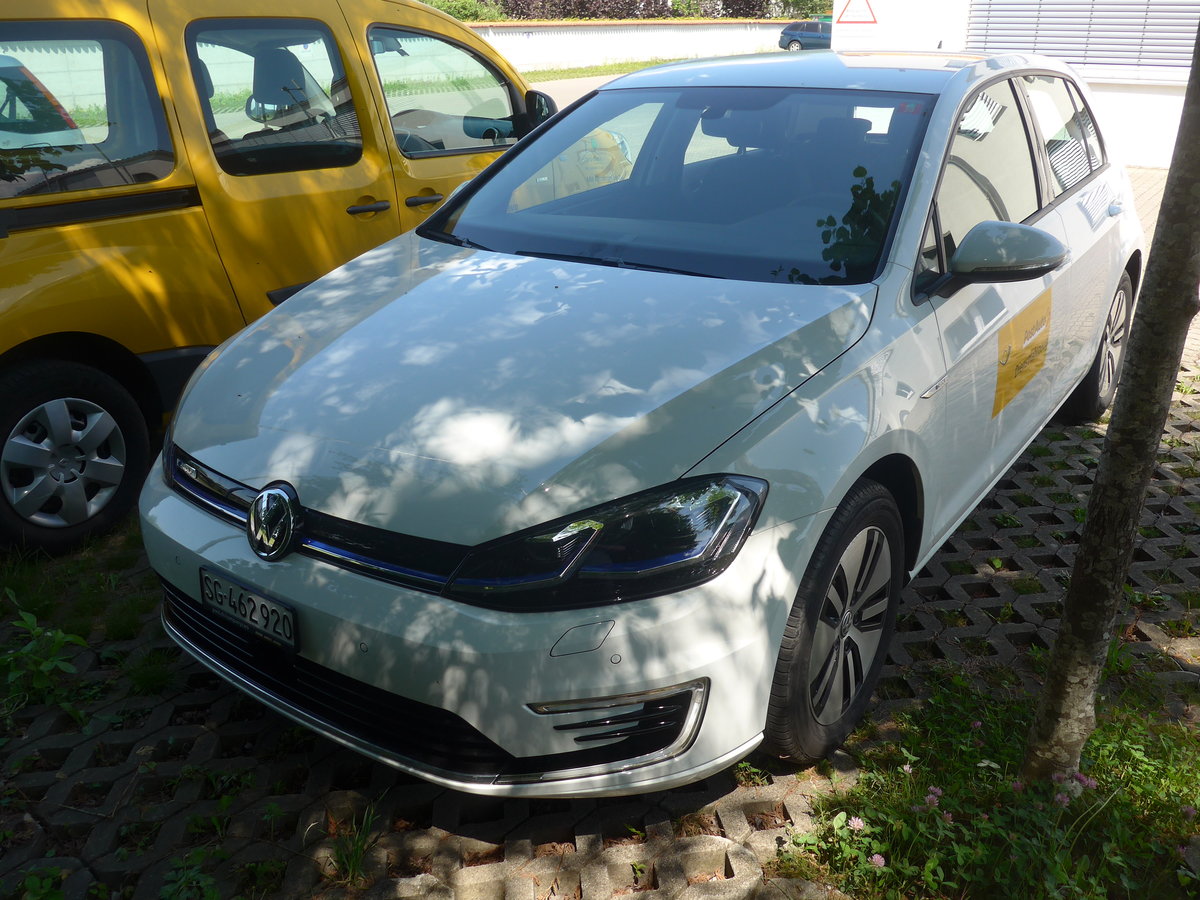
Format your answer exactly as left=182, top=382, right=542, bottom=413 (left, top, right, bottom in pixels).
left=349, top=4, right=529, bottom=231
left=915, top=78, right=1072, bottom=533
left=148, top=0, right=404, bottom=322
left=1016, top=73, right=1127, bottom=381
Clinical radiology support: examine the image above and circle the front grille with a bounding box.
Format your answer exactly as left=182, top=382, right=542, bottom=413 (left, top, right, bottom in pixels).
left=167, top=444, right=468, bottom=593
left=162, top=578, right=696, bottom=781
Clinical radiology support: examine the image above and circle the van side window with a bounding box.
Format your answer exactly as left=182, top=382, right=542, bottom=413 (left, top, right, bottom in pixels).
left=0, top=22, right=171, bottom=200
left=368, top=28, right=516, bottom=157
left=187, top=20, right=363, bottom=176
left=1021, top=74, right=1102, bottom=197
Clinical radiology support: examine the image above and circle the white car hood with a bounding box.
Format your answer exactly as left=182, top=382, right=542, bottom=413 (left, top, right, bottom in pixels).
left=174, top=232, right=875, bottom=544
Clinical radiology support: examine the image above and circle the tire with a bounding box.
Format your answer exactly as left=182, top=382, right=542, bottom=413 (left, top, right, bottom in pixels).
left=1059, top=271, right=1133, bottom=423
left=787, top=40, right=803, bottom=51
left=764, top=479, right=903, bottom=762
left=0, top=361, right=150, bottom=553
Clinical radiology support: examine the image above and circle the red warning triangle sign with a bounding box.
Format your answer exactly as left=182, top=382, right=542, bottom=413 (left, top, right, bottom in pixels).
left=837, top=0, right=878, bottom=24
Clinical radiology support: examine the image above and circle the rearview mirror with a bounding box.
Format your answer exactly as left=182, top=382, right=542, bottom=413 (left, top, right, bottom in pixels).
left=525, top=89, right=557, bottom=129
left=936, top=220, right=1067, bottom=297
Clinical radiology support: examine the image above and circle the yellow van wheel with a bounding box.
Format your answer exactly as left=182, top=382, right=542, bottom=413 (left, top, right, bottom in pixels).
left=0, top=361, right=150, bottom=553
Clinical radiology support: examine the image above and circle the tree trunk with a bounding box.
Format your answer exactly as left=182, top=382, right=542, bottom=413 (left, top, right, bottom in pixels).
left=1022, top=31, right=1200, bottom=780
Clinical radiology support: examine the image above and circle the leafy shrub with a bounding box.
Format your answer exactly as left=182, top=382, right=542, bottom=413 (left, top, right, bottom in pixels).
left=1, top=590, right=87, bottom=721
left=424, top=0, right=507, bottom=21
left=499, top=0, right=769, bottom=19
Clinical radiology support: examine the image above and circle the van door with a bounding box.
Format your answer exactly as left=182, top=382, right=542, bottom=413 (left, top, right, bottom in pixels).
left=0, top=5, right=244, bottom=549
left=343, top=2, right=530, bottom=231
left=148, top=0, right=404, bottom=321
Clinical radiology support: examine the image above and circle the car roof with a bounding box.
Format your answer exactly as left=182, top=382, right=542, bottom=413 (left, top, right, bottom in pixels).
left=601, top=50, right=1080, bottom=97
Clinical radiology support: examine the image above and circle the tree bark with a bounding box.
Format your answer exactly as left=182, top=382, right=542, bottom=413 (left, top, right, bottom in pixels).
left=1022, top=30, right=1200, bottom=780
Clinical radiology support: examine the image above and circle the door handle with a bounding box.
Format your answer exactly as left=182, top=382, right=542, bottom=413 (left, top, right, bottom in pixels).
left=346, top=200, right=391, bottom=215
left=405, top=193, right=444, bottom=208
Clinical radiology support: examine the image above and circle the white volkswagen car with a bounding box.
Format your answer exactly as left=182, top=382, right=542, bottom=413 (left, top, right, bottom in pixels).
left=140, top=51, right=1143, bottom=797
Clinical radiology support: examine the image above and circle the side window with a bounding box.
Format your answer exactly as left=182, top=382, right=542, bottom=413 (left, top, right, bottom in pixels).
left=1067, top=81, right=1104, bottom=174
left=0, top=22, right=171, bottom=199
left=188, top=20, right=363, bottom=177
left=935, top=80, right=1038, bottom=260
left=1022, top=74, right=1101, bottom=196
left=369, top=28, right=515, bottom=158
left=913, top=214, right=943, bottom=294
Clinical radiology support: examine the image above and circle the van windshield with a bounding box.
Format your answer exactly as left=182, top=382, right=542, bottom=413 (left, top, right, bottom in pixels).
left=425, top=85, right=934, bottom=285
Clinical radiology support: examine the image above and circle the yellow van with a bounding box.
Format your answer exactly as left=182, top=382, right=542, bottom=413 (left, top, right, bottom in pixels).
left=0, top=0, right=553, bottom=551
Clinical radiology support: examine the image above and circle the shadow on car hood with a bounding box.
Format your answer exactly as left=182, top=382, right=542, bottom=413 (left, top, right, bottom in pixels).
left=173, top=232, right=875, bottom=544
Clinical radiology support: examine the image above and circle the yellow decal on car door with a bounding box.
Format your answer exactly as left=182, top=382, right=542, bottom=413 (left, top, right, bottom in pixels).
left=993, top=289, right=1051, bottom=417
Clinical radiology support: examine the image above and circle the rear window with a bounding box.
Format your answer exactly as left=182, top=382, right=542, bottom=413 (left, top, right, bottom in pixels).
left=0, top=22, right=172, bottom=199
left=427, top=86, right=933, bottom=285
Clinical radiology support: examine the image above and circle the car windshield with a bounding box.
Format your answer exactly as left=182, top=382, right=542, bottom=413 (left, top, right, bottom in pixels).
left=426, top=85, right=934, bottom=285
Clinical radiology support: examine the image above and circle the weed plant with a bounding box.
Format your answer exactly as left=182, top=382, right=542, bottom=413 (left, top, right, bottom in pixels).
left=0, top=589, right=87, bottom=723
left=775, top=668, right=1200, bottom=898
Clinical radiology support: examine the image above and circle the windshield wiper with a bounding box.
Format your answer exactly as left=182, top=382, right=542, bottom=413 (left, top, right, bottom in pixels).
left=515, top=250, right=723, bottom=279
left=424, top=230, right=491, bottom=252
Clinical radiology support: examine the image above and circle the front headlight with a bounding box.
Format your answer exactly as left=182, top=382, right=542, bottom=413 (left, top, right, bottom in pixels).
left=445, top=475, right=767, bottom=611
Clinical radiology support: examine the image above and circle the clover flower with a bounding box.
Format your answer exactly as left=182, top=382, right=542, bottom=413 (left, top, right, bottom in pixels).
left=1053, top=793, right=1071, bottom=807
left=870, top=854, right=886, bottom=868
left=848, top=816, right=865, bottom=832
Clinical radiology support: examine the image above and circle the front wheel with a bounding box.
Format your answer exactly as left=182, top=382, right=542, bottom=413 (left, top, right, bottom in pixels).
left=1059, top=271, right=1133, bottom=423
left=764, top=480, right=903, bottom=762
left=0, top=361, right=150, bottom=553
left=787, top=40, right=803, bottom=51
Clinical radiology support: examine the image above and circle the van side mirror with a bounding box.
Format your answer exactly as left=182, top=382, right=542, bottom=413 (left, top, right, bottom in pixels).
left=935, top=220, right=1068, bottom=297
left=525, top=89, right=557, bottom=129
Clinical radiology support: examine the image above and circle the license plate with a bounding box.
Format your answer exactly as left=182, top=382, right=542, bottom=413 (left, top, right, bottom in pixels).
left=199, top=568, right=297, bottom=651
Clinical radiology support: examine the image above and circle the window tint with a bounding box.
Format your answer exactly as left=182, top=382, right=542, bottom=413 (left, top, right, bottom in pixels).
left=433, top=86, right=934, bottom=285
left=188, top=20, right=363, bottom=177
left=936, top=81, right=1038, bottom=260
left=369, top=28, right=514, bottom=158
left=0, top=22, right=171, bottom=199
left=1022, top=74, right=1101, bottom=196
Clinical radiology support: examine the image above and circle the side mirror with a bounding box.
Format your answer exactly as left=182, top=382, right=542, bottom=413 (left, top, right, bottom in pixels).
left=936, top=220, right=1067, bottom=297
left=524, top=89, right=557, bottom=129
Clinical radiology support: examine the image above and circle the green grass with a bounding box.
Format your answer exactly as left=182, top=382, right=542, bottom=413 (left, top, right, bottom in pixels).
left=524, top=58, right=687, bottom=82
left=774, top=669, right=1200, bottom=898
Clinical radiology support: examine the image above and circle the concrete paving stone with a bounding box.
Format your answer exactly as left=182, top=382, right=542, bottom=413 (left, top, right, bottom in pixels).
left=0, top=808, right=47, bottom=877
left=363, top=872, right=455, bottom=899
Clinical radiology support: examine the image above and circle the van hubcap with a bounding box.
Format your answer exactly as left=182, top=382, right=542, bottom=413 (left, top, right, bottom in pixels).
left=1, top=398, right=127, bottom=529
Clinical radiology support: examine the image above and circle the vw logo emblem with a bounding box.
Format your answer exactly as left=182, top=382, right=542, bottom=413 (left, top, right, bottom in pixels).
left=247, top=483, right=300, bottom=561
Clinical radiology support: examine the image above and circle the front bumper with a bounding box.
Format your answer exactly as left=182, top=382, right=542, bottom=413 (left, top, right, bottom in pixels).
left=140, top=463, right=809, bottom=797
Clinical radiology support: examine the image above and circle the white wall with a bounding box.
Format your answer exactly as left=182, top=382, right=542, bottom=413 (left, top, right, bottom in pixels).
left=472, top=21, right=782, bottom=70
